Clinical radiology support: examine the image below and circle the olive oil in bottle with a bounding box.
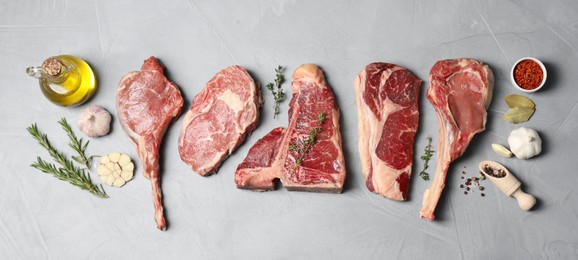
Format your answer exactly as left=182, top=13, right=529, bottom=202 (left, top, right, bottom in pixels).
left=26, top=55, right=97, bottom=106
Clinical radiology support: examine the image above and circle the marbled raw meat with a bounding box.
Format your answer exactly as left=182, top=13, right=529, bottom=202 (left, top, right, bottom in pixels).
left=235, top=64, right=346, bottom=193
left=355, top=62, right=422, bottom=201
left=420, top=58, right=494, bottom=220
left=178, top=65, right=261, bottom=176
left=117, top=57, right=184, bottom=230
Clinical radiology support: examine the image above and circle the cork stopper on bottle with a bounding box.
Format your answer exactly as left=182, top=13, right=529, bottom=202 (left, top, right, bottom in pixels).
left=42, top=58, right=63, bottom=76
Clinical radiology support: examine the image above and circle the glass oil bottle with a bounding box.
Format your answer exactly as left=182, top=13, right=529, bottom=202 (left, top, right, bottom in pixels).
left=26, top=55, right=97, bottom=106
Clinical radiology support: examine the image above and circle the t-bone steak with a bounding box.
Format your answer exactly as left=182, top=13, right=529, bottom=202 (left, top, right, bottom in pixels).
left=117, top=56, right=184, bottom=230
left=178, top=65, right=261, bottom=176
left=355, top=62, right=422, bottom=201
left=235, top=64, right=346, bottom=193
left=420, top=58, right=494, bottom=220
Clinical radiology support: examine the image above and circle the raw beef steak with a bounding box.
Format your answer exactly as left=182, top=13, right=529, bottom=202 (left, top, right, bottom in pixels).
left=178, top=65, right=261, bottom=176
left=117, top=57, right=184, bottom=230
left=355, top=62, right=422, bottom=201
left=235, top=64, right=346, bottom=193
left=235, top=127, right=286, bottom=191
left=420, top=58, right=494, bottom=220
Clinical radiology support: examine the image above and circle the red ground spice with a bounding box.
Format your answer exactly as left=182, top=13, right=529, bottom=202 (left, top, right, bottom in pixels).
left=514, top=59, right=544, bottom=90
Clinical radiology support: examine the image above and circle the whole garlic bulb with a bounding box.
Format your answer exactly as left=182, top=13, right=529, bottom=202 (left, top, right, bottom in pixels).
left=78, top=105, right=112, bottom=137
left=508, top=127, right=542, bottom=159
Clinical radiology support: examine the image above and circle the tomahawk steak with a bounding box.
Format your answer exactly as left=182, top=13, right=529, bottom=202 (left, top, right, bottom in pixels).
left=355, top=62, right=422, bottom=201
left=117, top=57, right=184, bottom=230
left=178, top=65, right=261, bottom=176
left=235, top=64, right=346, bottom=193
left=420, top=58, right=494, bottom=220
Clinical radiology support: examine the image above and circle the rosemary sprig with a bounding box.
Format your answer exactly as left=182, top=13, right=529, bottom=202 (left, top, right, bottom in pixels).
left=289, top=113, right=326, bottom=166
left=419, top=136, right=435, bottom=181
left=58, top=118, right=95, bottom=170
left=27, top=122, right=108, bottom=198
left=265, top=65, right=285, bottom=118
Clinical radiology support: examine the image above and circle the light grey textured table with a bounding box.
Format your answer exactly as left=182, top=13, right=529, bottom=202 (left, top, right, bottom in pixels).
left=2, top=1, right=578, bottom=259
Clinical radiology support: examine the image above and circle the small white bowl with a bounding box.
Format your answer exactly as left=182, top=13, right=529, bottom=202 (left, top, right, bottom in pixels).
left=510, top=57, right=547, bottom=93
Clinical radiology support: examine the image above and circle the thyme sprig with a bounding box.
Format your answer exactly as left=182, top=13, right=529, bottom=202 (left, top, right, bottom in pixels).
left=58, top=118, right=96, bottom=170
left=289, top=113, right=326, bottom=166
left=265, top=65, right=285, bottom=118
left=419, top=136, right=435, bottom=181
left=27, top=122, right=108, bottom=198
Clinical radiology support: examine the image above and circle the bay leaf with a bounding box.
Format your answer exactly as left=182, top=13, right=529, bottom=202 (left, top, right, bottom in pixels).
left=504, top=94, right=535, bottom=109
left=502, top=107, right=535, bottom=124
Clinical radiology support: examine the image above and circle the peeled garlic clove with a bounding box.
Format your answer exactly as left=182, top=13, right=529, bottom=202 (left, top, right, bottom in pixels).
left=105, top=162, right=115, bottom=171
left=492, top=143, right=513, bottom=158
left=97, top=152, right=134, bottom=187
left=98, top=164, right=111, bottom=176
left=78, top=105, right=112, bottom=137
left=108, top=152, right=121, bottom=163
left=112, top=178, right=126, bottom=187
left=118, top=154, right=131, bottom=165
left=123, top=163, right=134, bottom=172
left=105, top=175, right=115, bottom=185
left=120, top=170, right=133, bottom=181
left=100, top=155, right=110, bottom=164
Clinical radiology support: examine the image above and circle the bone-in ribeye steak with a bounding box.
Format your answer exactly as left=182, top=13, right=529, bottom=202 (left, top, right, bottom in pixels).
left=355, top=62, right=422, bottom=201
left=178, top=65, right=261, bottom=176
left=420, top=58, right=494, bottom=220
left=235, top=64, right=346, bottom=192
left=117, top=57, right=184, bottom=231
